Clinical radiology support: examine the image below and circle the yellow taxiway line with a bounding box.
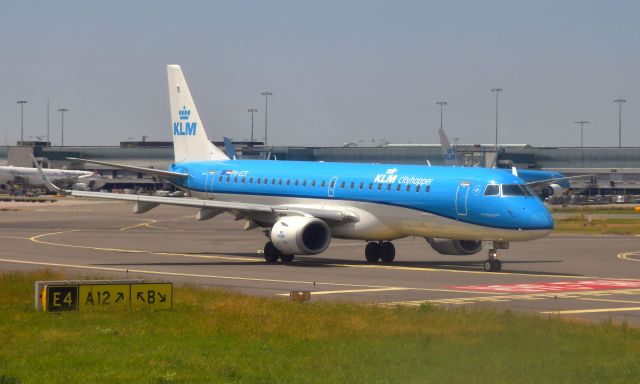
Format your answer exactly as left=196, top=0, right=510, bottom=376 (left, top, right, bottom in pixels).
left=541, top=307, right=640, bottom=315
left=276, top=287, right=408, bottom=296
left=576, top=297, right=640, bottom=305
left=618, top=251, right=640, bottom=262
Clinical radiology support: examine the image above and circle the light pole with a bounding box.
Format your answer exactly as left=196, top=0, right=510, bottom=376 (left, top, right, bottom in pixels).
left=57, top=108, right=68, bottom=146
left=574, top=121, right=590, bottom=147
left=614, top=98, right=626, bottom=148
left=16, top=100, right=27, bottom=143
left=261, top=91, right=273, bottom=145
left=247, top=108, right=257, bottom=146
left=436, top=101, right=447, bottom=131
left=491, top=88, right=503, bottom=150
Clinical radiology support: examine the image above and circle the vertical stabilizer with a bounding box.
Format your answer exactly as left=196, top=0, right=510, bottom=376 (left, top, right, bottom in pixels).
left=167, top=65, right=229, bottom=163
left=438, top=128, right=460, bottom=166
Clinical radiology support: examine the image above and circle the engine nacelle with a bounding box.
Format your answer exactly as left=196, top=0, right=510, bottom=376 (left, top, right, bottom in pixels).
left=270, top=216, right=331, bottom=255
left=425, top=238, right=482, bottom=255
left=542, top=183, right=564, bottom=198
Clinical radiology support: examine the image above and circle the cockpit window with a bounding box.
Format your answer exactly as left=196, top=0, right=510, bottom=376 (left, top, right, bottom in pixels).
left=502, top=184, right=533, bottom=197
left=484, top=184, right=500, bottom=196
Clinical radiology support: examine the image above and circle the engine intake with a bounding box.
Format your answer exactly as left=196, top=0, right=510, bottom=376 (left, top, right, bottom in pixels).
left=425, top=238, right=482, bottom=255
left=271, top=216, right=331, bottom=255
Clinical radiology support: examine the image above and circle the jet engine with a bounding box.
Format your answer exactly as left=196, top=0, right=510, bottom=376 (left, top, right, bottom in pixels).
left=425, top=238, right=482, bottom=255
left=270, top=216, right=331, bottom=255
left=543, top=183, right=564, bottom=198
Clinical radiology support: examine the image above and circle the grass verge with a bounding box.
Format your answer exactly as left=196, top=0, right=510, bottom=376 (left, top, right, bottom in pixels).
left=1, top=271, right=640, bottom=383
left=554, top=215, right=640, bottom=235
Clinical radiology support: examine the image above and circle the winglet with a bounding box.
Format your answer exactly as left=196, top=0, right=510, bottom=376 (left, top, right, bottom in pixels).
left=31, top=156, right=70, bottom=195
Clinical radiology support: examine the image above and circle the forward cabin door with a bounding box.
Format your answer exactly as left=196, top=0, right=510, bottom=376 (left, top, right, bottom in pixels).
left=205, top=170, right=216, bottom=199
left=328, top=177, right=338, bottom=198
left=455, top=181, right=470, bottom=216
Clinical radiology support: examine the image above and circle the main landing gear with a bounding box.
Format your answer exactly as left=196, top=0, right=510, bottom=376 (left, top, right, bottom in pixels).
left=365, top=241, right=396, bottom=263
left=483, top=249, right=502, bottom=272
left=263, top=242, right=295, bottom=263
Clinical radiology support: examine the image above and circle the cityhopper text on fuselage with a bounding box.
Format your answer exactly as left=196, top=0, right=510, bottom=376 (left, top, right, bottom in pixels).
left=52, top=65, right=554, bottom=273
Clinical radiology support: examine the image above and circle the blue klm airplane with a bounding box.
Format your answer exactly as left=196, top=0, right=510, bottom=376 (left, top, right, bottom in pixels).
left=49, top=65, right=555, bottom=272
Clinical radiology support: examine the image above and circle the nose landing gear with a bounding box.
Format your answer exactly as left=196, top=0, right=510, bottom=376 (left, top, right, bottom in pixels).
left=482, top=241, right=508, bottom=272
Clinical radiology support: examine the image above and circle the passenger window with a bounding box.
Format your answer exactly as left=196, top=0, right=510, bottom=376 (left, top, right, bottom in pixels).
left=425, top=185, right=430, bottom=192
left=302, top=180, right=307, bottom=187
left=263, top=177, right=268, bottom=184
left=257, top=178, right=261, bottom=185
left=386, top=184, right=392, bottom=191
left=406, top=185, right=410, bottom=192
left=368, top=183, right=373, bottom=190
left=416, top=185, right=421, bottom=192
left=350, top=181, right=355, bottom=189
left=340, top=181, right=345, bottom=188
left=241, top=177, right=245, bottom=184
left=226, top=176, right=230, bottom=182
left=286, top=179, right=290, bottom=186
left=234, top=176, right=238, bottom=183
left=271, top=179, right=276, bottom=185
left=294, top=179, right=299, bottom=186
left=330, top=180, right=335, bottom=188
left=218, top=176, right=223, bottom=182
left=311, top=180, right=316, bottom=187
left=321, top=180, right=326, bottom=188
left=248, top=177, right=253, bottom=184
left=278, top=179, right=282, bottom=186
left=359, top=182, right=364, bottom=190
left=484, top=184, right=500, bottom=196
left=377, top=184, right=382, bottom=191
left=396, top=184, right=401, bottom=191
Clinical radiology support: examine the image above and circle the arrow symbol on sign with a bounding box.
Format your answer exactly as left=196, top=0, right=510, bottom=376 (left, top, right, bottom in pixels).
left=115, top=292, right=124, bottom=303
left=137, top=292, right=145, bottom=302
left=159, top=292, right=166, bottom=302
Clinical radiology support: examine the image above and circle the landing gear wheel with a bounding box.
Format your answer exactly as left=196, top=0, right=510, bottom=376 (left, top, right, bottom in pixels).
left=483, top=259, right=502, bottom=272
left=380, top=242, right=396, bottom=263
left=263, top=242, right=280, bottom=263
left=365, top=242, right=381, bottom=263
left=280, top=254, right=295, bottom=263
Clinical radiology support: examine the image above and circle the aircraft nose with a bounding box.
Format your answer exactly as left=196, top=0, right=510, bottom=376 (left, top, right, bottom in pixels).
left=510, top=200, right=554, bottom=231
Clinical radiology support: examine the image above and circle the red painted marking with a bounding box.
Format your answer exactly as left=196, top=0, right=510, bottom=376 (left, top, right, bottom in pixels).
left=453, top=280, right=640, bottom=293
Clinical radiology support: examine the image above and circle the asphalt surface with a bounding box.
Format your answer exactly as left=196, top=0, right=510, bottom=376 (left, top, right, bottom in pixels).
left=1, top=198, right=640, bottom=324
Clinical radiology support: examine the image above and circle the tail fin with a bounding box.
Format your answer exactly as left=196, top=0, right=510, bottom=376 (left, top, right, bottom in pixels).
left=437, top=128, right=460, bottom=166
left=167, top=65, right=229, bottom=163
left=223, top=137, right=237, bottom=160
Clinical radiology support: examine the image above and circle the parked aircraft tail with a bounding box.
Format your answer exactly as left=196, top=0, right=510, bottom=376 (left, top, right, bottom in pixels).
left=167, top=65, right=229, bottom=163
left=438, top=128, right=460, bottom=166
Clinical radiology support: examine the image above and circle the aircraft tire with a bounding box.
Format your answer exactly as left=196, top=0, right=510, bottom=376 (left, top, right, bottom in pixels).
left=280, top=254, right=295, bottom=263
left=380, top=242, right=396, bottom=263
left=264, top=242, right=280, bottom=263
left=365, top=242, right=381, bottom=263
left=483, top=259, right=502, bottom=272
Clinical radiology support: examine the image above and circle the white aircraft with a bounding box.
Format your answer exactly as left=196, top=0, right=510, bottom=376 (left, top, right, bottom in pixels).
left=0, top=165, right=95, bottom=192
left=40, top=65, right=554, bottom=272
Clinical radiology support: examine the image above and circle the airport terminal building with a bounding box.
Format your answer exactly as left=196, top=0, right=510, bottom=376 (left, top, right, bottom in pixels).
left=1, top=141, right=640, bottom=201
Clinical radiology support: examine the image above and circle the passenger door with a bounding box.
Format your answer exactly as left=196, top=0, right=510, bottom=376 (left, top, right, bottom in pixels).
left=455, top=181, right=471, bottom=216
left=328, top=177, right=338, bottom=198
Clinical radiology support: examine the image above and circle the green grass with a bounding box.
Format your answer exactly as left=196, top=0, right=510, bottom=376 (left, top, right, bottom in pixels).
left=549, top=206, right=640, bottom=214
left=1, top=271, right=640, bottom=383
left=554, top=215, right=640, bottom=235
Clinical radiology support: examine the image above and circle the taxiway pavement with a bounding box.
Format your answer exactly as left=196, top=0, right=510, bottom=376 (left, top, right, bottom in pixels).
left=1, top=198, right=639, bottom=324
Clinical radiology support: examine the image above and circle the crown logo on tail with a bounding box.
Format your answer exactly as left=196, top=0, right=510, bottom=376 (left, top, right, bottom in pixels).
left=179, top=106, right=191, bottom=120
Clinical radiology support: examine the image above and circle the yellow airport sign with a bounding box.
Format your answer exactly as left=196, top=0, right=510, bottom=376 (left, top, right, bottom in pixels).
left=131, top=283, right=173, bottom=310
left=79, top=284, right=130, bottom=309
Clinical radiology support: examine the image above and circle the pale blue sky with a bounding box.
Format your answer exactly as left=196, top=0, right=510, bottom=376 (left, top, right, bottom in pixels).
left=0, top=1, right=638, bottom=147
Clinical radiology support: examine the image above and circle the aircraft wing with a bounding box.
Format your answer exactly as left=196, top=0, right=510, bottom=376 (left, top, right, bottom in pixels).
left=525, top=174, right=593, bottom=189
left=69, top=190, right=358, bottom=222
left=66, top=157, right=188, bottom=179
